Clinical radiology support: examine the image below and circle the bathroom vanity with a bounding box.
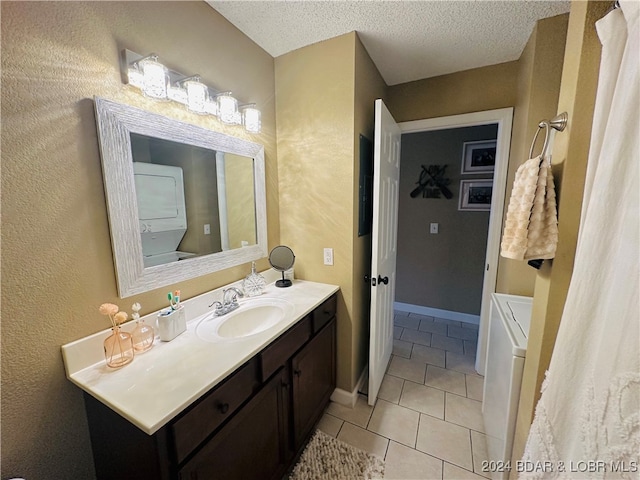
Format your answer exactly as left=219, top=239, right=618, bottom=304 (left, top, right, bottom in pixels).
left=62, top=280, right=338, bottom=479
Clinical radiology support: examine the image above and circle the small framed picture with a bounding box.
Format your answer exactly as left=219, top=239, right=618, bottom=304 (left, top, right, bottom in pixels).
left=461, top=140, right=496, bottom=174
left=459, top=180, right=492, bottom=211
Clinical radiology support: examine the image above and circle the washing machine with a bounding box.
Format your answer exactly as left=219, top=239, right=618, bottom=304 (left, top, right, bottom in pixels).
left=482, top=293, right=532, bottom=480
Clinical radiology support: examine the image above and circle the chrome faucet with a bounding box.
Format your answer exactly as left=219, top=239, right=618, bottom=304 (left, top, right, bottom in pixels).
left=223, top=287, right=244, bottom=306
left=208, top=287, right=244, bottom=316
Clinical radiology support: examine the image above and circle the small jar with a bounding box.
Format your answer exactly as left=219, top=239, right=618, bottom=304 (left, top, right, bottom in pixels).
left=132, top=318, right=155, bottom=353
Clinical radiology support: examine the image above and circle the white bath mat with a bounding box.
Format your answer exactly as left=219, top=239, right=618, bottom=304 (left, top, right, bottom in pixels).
left=289, top=429, right=385, bottom=480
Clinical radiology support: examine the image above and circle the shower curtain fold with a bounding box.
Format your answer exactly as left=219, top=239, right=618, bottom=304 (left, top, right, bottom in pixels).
left=521, top=1, right=639, bottom=477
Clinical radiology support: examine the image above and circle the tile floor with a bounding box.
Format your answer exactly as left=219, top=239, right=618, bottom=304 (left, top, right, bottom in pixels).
left=317, top=311, right=490, bottom=480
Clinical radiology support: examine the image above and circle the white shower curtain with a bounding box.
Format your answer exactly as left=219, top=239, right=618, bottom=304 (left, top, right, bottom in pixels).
left=522, top=1, right=639, bottom=478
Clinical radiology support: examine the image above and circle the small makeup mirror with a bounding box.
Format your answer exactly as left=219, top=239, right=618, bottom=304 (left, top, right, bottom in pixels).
left=269, top=245, right=295, bottom=287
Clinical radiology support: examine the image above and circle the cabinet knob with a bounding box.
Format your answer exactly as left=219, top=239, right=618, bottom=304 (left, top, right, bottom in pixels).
left=294, top=369, right=302, bottom=377
left=218, top=402, right=229, bottom=414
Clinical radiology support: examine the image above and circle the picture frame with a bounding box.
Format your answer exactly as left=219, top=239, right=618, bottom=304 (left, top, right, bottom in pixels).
left=459, top=180, right=493, bottom=211
left=461, top=140, right=496, bottom=174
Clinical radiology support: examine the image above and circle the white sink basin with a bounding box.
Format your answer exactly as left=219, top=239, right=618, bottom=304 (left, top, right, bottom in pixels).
left=196, top=298, right=295, bottom=342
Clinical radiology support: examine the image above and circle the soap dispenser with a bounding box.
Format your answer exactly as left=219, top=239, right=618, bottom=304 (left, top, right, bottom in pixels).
left=243, top=262, right=266, bottom=297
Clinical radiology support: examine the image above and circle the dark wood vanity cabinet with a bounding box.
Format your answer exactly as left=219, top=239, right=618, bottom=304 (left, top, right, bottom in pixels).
left=292, top=316, right=336, bottom=446
left=178, top=367, right=290, bottom=480
left=84, top=294, right=337, bottom=480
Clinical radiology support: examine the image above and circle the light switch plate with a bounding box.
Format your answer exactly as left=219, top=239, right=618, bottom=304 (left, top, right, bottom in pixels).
left=430, top=223, right=439, bottom=234
left=204, top=224, right=211, bottom=235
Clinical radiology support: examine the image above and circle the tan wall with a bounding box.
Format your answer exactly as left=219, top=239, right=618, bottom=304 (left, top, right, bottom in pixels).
left=387, top=61, right=519, bottom=122
left=496, top=14, right=569, bottom=296
left=511, top=1, right=608, bottom=468
left=1, top=2, right=277, bottom=478
left=275, top=32, right=387, bottom=392
left=275, top=33, right=357, bottom=390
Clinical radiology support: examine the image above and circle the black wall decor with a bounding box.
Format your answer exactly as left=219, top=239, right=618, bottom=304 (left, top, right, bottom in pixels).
left=358, top=134, right=374, bottom=236
left=410, top=164, right=453, bottom=199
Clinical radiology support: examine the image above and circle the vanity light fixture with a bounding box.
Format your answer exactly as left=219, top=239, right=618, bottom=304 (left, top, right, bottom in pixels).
left=121, top=49, right=261, bottom=133
left=180, top=76, right=209, bottom=114
left=216, top=92, right=240, bottom=125
left=128, top=54, right=169, bottom=100
left=241, top=104, right=262, bottom=134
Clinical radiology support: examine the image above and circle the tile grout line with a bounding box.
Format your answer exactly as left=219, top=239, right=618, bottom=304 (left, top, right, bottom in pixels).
left=345, top=330, right=483, bottom=477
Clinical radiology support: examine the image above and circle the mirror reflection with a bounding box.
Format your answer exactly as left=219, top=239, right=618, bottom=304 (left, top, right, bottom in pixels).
left=130, top=134, right=257, bottom=267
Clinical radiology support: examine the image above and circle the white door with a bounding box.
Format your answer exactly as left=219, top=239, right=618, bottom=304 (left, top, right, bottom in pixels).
left=368, top=99, right=401, bottom=406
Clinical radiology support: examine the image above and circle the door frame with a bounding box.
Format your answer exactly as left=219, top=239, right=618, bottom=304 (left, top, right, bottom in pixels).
left=399, top=108, right=513, bottom=375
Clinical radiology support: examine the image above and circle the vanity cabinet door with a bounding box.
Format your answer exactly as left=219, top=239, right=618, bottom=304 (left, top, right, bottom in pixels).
left=291, top=317, right=336, bottom=447
left=171, top=359, right=259, bottom=464
left=178, top=367, right=290, bottom=480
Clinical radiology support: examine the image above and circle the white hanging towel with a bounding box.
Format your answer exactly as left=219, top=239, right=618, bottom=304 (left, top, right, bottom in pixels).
left=500, top=155, right=558, bottom=261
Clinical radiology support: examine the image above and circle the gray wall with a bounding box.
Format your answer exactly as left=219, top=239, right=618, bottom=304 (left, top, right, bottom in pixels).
left=396, top=124, right=498, bottom=315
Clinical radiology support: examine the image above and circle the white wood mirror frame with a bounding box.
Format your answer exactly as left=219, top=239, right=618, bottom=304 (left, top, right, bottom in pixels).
left=94, top=97, right=267, bottom=298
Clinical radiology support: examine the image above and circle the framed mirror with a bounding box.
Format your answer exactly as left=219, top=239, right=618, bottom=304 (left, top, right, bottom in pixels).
left=94, top=97, right=267, bottom=297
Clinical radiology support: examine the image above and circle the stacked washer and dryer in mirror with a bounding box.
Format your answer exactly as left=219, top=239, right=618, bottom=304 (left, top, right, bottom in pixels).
left=133, top=162, right=196, bottom=267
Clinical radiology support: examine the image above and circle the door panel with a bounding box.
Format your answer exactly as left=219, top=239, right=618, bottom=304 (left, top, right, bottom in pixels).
left=368, top=99, right=401, bottom=406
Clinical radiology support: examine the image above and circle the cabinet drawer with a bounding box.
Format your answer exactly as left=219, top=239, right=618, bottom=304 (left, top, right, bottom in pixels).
left=260, top=316, right=311, bottom=382
left=312, top=295, right=336, bottom=333
left=172, top=359, right=259, bottom=464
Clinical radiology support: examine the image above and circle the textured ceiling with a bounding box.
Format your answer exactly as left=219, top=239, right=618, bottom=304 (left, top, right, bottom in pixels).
left=207, top=0, right=571, bottom=86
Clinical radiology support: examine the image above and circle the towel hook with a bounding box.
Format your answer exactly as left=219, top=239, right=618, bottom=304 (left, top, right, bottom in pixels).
left=528, top=112, right=568, bottom=160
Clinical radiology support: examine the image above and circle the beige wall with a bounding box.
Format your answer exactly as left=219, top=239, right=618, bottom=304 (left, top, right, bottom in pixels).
left=275, top=32, right=389, bottom=392
left=1, top=2, right=277, bottom=478
left=387, top=61, right=519, bottom=122
left=496, top=14, right=569, bottom=296
left=275, top=33, right=356, bottom=390
left=511, top=1, right=608, bottom=467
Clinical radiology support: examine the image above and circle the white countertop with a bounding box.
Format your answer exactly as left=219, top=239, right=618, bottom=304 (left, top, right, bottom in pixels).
left=61, top=278, right=339, bottom=435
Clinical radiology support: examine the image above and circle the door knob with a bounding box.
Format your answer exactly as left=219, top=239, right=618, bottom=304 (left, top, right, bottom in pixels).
left=377, top=275, right=389, bottom=285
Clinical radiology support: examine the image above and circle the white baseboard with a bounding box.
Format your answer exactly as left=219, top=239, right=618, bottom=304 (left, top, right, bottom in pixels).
left=394, top=302, right=480, bottom=326
left=330, top=367, right=368, bottom=408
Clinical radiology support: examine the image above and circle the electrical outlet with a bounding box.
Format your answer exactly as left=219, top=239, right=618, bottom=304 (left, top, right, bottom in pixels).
left=204, top=224, right=211, bottom=235
left=323, top=248, right=334, bottom=266
left=430, top=223, right=439, bottom=234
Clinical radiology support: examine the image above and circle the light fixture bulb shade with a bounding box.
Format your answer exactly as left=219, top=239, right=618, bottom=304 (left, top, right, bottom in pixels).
left=243, top=107, right=261, bottom=133
left=167, top=86, right=188, bottom=105
left=216, top=93, right=239, bottom=125
left=139, top=56, right=168, bottom=100
left=184, top=78, right=208, bottom=114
